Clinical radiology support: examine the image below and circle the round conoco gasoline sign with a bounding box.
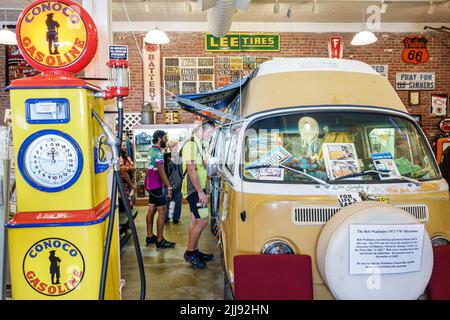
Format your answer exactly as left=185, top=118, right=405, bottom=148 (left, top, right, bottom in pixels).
left=16, top=0, right=97, bottom=73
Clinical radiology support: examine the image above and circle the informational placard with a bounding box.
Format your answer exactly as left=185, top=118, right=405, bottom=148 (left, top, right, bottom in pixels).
left=371, top=65, right=389, bottom=78
left=217, top=56, right=268, bottom=87
left=205, top=33, right=280, bottom=52
left=370, top=152, right=400, bottom=179
left=163, top=57, right=215, bottom=109
left=349, top=224, right=425, bottom=275
left=108, top=45, right=128, bottom=60
left=322, top=143, right=361, bottom=180
left=395, top=72, right=435, bottom=90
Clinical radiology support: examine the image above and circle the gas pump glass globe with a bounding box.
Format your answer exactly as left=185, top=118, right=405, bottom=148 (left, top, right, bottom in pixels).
left=107, top=60, right=130, bottom=90
left=298, top=116, right=319, bottom=143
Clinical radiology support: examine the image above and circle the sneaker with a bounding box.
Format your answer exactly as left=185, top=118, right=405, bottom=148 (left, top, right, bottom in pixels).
left=156, top=238, right=176, bottom=249
left=146, top=235, right=157, bottom=244
left=184, top=251, right=206, bottom=269
left=195, top=250, right=214, bottom=262
left=173, top=219, right=179, bottom=224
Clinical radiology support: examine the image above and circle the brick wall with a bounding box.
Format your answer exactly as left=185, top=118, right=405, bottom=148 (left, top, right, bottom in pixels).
left=2, top=32, right=449, bottom=146
left=113, top=31, right=450, bottom=145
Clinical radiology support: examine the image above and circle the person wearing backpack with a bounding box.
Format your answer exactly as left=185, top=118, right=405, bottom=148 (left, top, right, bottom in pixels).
left=166, top=140, right=183, bottom=223
left=181, top=120, right=216, bottom=269
left=144, top=130, right=176, bottom=249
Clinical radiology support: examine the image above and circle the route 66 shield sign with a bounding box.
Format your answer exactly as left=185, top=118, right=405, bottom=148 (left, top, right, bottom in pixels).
left=402, top=36, right=430, bottom=64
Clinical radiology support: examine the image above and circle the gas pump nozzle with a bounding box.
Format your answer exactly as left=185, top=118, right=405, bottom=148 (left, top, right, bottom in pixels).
left=91, top=110, right=120, bottom=171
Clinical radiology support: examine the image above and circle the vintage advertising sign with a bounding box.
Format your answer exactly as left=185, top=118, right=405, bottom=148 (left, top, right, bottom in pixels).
left=23, top=238, right=85, bottom=296
left=438, top=118, right=450, bottom=133
left=205, top=33, right=280, bottom=52
left=371, top=65, right=389, bottom=78
left=402, top=36, right=429, bottom=64
left=349, top=224, right=425, bottom=275
left=5, top=45, right=39, bottom=86
left=16, top=0, right=98, bottom=73
left=143, top=43, right=161, bottom=112
left=395, top=72, right=435, bottom=91
left=431, top=94, right=448, bottom=117
left=328, top=36, right=343, bottom=59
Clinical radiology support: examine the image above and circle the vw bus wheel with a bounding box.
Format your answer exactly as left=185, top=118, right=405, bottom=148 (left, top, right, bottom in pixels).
left=316, top=202, right=433, bottom=300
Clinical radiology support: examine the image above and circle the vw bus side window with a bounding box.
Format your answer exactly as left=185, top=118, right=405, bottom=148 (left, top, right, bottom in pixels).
left=243, top=111, right=439, bottom=183
left=225, top=125, right=241, bottom=175
left=215, top=125, right=231, bottom=171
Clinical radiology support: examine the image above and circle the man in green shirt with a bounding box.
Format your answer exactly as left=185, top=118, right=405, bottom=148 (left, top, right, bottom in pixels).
left=182, top=120, right=216, bottom=269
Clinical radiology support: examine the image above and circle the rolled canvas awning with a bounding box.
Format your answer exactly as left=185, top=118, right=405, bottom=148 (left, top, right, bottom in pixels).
left=173, top=73, right=254, bottom=124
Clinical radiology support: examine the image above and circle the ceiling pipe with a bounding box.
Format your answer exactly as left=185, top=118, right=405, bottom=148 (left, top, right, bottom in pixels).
left=207, top=0, right=235, bottom=38
left=202, top=0, right=250, bottom=38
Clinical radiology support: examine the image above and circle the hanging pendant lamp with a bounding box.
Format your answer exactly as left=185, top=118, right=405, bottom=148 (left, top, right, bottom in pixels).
left=144, top=27, right=170, bottom=44
left=351, top=6, right=378, bottom=46
left=0, top=26, right=17, bottom=45
left=351, top=30, right=377, bottom=46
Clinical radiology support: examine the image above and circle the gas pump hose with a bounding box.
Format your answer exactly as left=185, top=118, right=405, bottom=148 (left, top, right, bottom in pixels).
left=93, top=109, right=146, bottom=300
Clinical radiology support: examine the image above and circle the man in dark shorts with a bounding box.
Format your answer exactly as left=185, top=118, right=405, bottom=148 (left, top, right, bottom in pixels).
left=145, top=130, right=175, bottom=249
left=181, top=121, right=216, bottom=268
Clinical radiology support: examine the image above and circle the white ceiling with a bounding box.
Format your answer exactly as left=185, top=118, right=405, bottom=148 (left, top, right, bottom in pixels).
left=0, top=0, right=449, bottom=24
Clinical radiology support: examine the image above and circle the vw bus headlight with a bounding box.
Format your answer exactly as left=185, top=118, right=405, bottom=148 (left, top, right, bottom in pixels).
left=261, top=241, right=294, bottom=254
left=431, top=236, right=450, bottom=246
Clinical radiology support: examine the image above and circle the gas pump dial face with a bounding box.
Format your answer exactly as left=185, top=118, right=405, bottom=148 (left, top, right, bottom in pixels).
left=18, top=130, right=83, bottom=192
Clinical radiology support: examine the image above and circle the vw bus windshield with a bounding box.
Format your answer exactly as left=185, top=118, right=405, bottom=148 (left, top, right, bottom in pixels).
left=242, top=111, right=439, bottom=183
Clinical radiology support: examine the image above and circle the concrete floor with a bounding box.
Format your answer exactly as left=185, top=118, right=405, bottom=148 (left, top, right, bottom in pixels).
left=120, top=205, right=224, bottom=300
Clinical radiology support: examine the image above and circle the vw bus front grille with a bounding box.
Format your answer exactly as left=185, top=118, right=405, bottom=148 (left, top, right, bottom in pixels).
left=292, top=204, right=429, bottom=225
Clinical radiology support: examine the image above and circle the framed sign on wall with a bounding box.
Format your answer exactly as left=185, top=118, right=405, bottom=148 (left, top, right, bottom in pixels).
left=5, top=45, right=39, bottom=86
left=431, top=94, right=449, bottom=117
left=409, top=91, right=420, bottom=106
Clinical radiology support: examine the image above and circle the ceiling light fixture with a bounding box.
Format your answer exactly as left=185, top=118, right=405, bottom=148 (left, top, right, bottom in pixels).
left=144, top=27, right=170, bottom=44
left=380, top=0, right=388, bottom=14
left=428, top=1, right=435, bottom=14
left=274, top=1, right=280, bottom=14
left=312, top=0, right=319, bottom=14
left=351, top=7, right=377, bottom=46
left=351, top=30, right=378, bottom=45
left=0, top=9, right=17, bottom=46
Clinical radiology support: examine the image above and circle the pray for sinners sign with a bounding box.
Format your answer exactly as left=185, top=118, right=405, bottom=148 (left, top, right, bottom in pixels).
left=395, top=72, right=435, bottom=91
left=205, top=33, right=280, bottom=52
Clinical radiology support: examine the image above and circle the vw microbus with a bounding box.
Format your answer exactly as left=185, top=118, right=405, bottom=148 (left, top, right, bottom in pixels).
left=178, top=58, right=450, bottom=300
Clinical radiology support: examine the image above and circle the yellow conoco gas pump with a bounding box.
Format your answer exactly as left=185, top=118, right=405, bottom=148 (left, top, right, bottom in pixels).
left=6, top=0, right=145, bottom=300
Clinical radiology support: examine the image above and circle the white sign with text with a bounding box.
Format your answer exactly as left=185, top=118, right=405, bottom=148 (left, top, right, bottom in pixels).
left=395, top=72, right=435, bottom=90
left=349, top=224, right=424, bottom=275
